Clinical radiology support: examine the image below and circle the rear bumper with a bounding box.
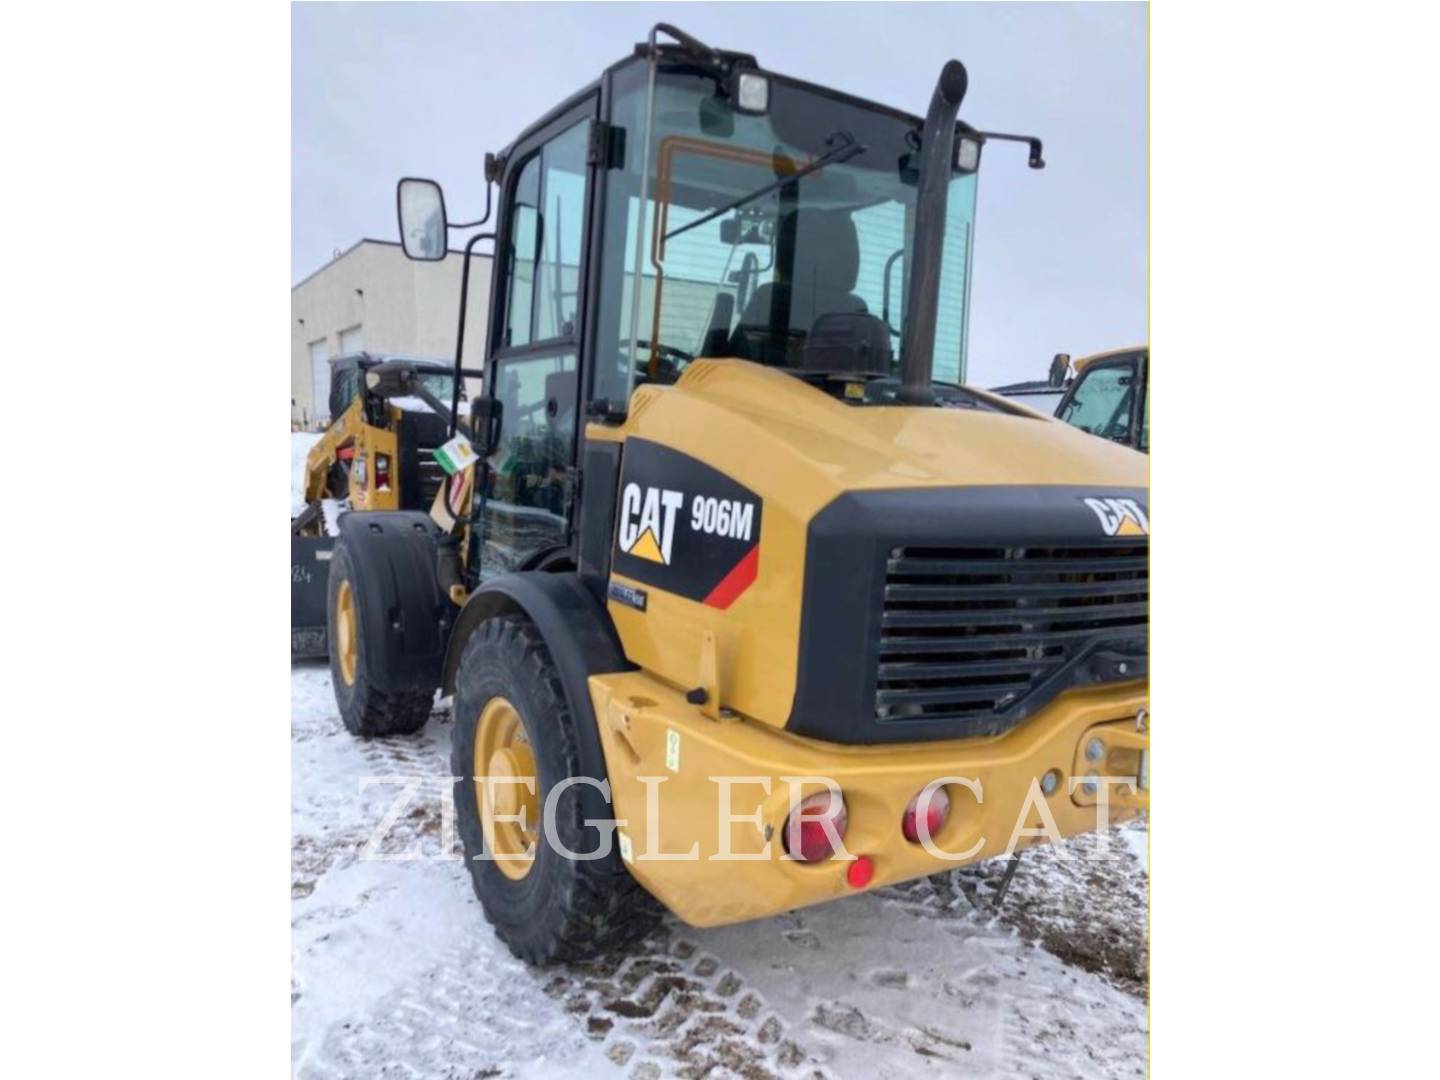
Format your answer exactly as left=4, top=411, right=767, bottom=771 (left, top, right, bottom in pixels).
left=589, top=673, right=1148, bottom=928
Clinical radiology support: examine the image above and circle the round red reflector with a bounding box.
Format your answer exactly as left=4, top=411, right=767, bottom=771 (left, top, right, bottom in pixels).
left=902, top=784, right=952, bottom=843
left=783, top=790, right=848, bottom=862
left=846, top=856, right=875, bottom=889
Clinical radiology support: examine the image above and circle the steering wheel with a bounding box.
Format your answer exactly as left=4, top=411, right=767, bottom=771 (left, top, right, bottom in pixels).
left=625, top=339, right=694, bottom=384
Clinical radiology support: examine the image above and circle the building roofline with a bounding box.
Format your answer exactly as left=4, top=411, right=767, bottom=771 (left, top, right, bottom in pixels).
left=292, top=237, right=494, bottom=292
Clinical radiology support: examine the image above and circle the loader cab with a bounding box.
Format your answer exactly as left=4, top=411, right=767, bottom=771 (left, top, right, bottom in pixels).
left=327, top=353, right=464, bottom=421
left=582, top=57, right=982, bottom=405
left=1055, top=346, right=1149, bottom=452
left=399, top=34, right=1024, bottom=580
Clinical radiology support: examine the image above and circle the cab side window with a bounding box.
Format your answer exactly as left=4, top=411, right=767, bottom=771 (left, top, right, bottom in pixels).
left=329, top=367, right=360, bottom=419
left=503, top=157, right=540, bottom=349
left=481, top=111, right=593, bottom=578
left=501, top=120, right=590, bottom=348
left=1138, top=379, right=1149, bottom=452
left=533, top=123, right=589, bottom=340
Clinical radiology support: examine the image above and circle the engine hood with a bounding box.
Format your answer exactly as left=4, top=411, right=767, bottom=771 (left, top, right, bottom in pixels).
left=589, top=358, right=1148, bottom=736
left=605, top=359, right=1145, bottom=512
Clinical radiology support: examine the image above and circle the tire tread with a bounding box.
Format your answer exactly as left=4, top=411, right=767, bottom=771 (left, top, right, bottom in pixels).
left=452, top=614, right=661, bottom=965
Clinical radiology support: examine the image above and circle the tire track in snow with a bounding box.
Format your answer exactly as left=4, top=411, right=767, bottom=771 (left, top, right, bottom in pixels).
left=293, top=664, right=1146, bottom=1077
left=293, top=672, right=826, bottom=1078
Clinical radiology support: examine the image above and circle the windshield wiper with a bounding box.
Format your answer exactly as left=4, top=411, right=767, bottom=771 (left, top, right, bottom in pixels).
left=665, top=131, right=866, bottom=243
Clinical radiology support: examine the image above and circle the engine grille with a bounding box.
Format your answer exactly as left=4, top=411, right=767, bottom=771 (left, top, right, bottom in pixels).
left=876, top=542, right=1148, bottom=725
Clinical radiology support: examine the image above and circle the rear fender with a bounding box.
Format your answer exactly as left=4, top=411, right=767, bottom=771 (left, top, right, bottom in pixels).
left=335, top=511, right=452, bottom=692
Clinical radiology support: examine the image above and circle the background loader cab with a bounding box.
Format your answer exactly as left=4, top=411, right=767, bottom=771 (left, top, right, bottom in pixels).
left=305, top=351, right=465, bottom=514
left=329, top=24, right=1148, bottom=966
left=1053, top=346, right=1149, bottom=452
left=326, top=352, right=464, bottom=428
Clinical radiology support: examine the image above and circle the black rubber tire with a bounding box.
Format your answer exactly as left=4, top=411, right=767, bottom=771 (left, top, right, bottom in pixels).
left=327, top=539, right=433, bottom=737
left=452, top=614, right=661, bottom=965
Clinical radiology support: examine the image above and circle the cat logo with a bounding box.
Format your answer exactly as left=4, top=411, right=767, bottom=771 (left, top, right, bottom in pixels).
left=612, top=441, right=764, bottom=610
left=618, top=484, right=685, bottom=565
left=1084, top=496, right=1150, bottom=537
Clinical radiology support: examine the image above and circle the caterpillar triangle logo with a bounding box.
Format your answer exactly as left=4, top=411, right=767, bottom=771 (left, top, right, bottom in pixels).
left=1084, top=496, right=1149, bottom=537
left=628, top=527, right=665, bottom=563
left=1115, top=516, right=1145, bottom=536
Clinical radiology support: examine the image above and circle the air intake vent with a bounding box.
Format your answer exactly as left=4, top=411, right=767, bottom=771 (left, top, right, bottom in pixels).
left=877, top=543, right=1148, bottom=724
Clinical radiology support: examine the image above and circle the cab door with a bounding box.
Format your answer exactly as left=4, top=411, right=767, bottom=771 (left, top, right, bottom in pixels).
left=480, top=99, right=597, bottom=575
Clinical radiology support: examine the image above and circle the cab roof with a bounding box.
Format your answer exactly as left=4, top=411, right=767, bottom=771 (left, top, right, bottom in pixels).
left=1073, top=345, right=1148, bottom=374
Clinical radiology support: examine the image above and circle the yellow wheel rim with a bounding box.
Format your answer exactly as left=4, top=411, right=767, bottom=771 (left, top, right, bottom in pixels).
left=474, top=696, right=538, bottom=880
left=336, top=579, right=359, bottom=687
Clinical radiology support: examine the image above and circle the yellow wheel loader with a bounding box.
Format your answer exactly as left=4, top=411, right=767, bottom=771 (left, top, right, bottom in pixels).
left=326, top=24, right=1149, bottom=964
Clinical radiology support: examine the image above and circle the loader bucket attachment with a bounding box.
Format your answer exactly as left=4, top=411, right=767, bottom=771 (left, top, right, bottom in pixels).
left=292, top=534, right=335, bottom=658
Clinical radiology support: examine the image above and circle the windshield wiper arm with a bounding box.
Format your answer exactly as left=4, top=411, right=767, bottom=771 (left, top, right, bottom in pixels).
left=665, top=131, right=866, bottom=243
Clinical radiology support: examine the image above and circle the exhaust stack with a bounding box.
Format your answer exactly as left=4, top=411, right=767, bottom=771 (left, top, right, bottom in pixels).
left=898, top=60, right=968, bottom=405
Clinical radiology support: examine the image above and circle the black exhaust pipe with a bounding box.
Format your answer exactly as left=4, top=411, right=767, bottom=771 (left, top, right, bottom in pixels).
left=898, top=60, right=968, bottom=405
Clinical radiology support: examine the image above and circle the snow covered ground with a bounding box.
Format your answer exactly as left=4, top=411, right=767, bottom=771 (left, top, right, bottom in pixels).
left=292, top=662, right=1148, bottom=1078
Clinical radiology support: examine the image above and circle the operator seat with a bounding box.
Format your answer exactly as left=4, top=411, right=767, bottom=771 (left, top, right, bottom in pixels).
left=728, top=208, right=868, bottom=366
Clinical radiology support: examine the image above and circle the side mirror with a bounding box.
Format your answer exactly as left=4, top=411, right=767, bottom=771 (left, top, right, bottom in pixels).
left=396, top=178, right=448, bottom=261
left=469, top=397, right=504, bottom=457
left=1048, top=353, right=1071, bottom=388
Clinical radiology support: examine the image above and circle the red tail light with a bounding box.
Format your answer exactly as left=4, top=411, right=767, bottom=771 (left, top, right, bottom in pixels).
left=784, top=790, right=848, bottom=862
left=375, top=453, right=392, bottom=491
left=902, top=784, right=951, bottom=843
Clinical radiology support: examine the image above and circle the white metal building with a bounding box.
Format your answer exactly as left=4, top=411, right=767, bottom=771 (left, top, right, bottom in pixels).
left=291, top=239, right=492, bottom=428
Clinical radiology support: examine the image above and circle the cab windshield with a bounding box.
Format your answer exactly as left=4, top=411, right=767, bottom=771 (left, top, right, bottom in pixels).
left=415, top=371, right=459, bottom=402
left=592, top=61, right=979, bottom=403
left=1058, top=358, right=1139, bottom=443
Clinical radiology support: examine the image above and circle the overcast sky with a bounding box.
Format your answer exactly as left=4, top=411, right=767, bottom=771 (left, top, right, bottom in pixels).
left=293, top=1, right=1145, bottom=388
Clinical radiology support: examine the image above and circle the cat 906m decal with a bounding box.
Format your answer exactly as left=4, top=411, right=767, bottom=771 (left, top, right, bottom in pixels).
left=611, top=439, right=762, bottom=609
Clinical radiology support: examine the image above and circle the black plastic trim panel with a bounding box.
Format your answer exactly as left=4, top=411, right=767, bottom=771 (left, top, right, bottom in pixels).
left=788, top=485, right=1148, bottom=744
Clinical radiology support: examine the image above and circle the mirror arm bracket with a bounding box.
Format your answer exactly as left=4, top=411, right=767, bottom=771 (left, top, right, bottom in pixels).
left=975, top=130, right=1046, bottom=169
left=448, top=171, right=495, bottom=230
